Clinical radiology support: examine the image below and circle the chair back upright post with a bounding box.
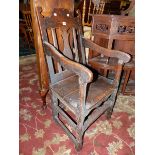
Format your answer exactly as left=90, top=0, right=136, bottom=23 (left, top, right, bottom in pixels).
left=36, top=7, right=85, bottom=77
left=30, top=0, right=75, bottom=109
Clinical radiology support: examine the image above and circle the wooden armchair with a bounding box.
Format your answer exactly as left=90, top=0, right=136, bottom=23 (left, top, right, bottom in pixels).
left=36, top=7, right=130, bottom=150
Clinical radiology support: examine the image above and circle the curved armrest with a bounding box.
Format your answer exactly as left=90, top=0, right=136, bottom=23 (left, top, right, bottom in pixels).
left=44, top=41, right=93, bottom=84
left=82, top=38, right=131, bottom=64
left=89, top=57, right=119, bottom=71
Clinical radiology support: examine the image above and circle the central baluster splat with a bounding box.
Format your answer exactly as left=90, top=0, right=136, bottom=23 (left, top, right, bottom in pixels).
left=36, top=7, right=84, bottom=74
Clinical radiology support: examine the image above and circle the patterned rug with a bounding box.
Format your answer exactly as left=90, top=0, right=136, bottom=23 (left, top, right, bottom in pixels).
left=19, top=55, right=135, bottom=155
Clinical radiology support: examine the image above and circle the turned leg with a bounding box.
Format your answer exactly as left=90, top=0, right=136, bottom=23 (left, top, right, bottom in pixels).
left=40, top=89, right=49, bottom=110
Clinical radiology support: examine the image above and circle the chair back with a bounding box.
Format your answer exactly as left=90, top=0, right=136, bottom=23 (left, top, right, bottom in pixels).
left=36, top=7, right=86, bottom=83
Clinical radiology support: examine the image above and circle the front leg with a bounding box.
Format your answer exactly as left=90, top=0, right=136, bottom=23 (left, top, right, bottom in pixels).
left=106, top=89, right=118, bottom=119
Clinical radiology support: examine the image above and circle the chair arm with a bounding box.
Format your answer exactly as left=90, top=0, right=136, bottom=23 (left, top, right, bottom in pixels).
left=44, top=41, right=93, bottom=84
left=89, top=58, right=119, bottom=71
left=82, top=37, right=131, bottom=64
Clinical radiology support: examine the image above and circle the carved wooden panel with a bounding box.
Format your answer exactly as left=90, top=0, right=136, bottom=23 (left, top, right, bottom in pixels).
left=96, top=23, right=109, bottom=33
left=117, top=25, right=135, bottom=34
left=92, top=15, right=135, bottom=38
left=89, top=14, right=135, bottom=63
left=36, top=7, right=84, bottom=76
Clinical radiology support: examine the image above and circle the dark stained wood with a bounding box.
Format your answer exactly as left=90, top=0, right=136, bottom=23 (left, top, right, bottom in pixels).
left=30, top=0, right=74, bottom=108
left=36, top=7, right=130, bottom=151
left=90, top=14, right=135, bottom=95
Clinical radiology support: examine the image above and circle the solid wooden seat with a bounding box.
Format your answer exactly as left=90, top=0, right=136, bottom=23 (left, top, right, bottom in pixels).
left=36, top=7, right=130, bottom=151
left=52, top=74, right=114, bottom=110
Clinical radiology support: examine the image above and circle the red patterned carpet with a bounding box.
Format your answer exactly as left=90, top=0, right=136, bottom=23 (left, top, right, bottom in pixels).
left=19, top=55, right=135, bottom=155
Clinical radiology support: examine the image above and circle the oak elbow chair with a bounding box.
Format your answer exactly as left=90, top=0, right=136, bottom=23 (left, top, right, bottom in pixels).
left=36, top=7, right=130, bottom=151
